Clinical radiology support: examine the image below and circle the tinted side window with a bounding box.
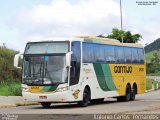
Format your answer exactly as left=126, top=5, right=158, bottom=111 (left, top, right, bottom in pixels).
left=105, top=45, right=116, bottom=63
left=124, top=47, right=132, bottom=63
left=138, top=48, right=144, bottom=63
left=83, top=43, right=94, bottom=63
left=131, top=48, right=139, bottom=63
left=116, top=46, right=125, bottom=63
left=94, top=44, right=105, bottom=63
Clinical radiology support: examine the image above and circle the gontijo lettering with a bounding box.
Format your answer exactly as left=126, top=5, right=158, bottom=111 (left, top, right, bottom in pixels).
left=114, top=66, right=132, bottom=73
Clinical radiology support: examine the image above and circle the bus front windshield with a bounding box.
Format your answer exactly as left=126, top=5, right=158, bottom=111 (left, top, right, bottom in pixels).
left=22, top=42, right=69, bottom=85
left=23, top=55, right=68, bottom=85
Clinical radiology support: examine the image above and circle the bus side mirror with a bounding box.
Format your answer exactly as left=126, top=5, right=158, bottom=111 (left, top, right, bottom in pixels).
left=66, top=52, right=72, bottom=67
left=14, top=53, right=23, bottom=69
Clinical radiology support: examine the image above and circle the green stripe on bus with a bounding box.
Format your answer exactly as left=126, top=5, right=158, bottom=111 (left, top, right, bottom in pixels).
left=93, top=64, right=110, bottom=91
left=42, top=86, right=57, bottom=92
left=93, top=64, right=116, bottom=91
left=101, top=64, right=116, bottom=91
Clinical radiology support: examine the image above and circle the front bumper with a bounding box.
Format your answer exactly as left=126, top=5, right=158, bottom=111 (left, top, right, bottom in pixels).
left=22, top=90, right=79, bottom=102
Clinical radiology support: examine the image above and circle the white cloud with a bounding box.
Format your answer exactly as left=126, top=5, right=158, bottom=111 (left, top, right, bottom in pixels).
left=14, top=0, right=121, bottom=41
left=136, top=17, right=160, bottom=45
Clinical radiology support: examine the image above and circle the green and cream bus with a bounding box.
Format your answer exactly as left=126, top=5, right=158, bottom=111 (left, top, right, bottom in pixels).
left=14, top=36, right=146, bottom=107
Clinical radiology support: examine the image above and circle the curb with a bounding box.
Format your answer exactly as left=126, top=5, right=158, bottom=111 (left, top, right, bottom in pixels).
left=0, top=103, right=16, bottom=108
left=0, top=102, right=40, bottom=108
left=0, top=96, right=40, bottom=108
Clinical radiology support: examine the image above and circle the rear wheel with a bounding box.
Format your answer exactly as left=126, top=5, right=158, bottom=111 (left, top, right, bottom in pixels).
left=124, top=85, right=131, bottom=101
left=117, top=85, right=131, bottom=102
left=40, top=102, right=51, bottom=108
left=78, top=88, right=90, bottom=107
left=130, top=86, right=136, bottom=101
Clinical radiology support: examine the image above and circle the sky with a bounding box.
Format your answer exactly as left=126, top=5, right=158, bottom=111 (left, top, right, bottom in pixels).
left=0, top=0, right=160, bottom=52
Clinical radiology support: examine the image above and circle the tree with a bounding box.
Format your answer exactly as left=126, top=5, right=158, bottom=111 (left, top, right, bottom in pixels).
left=151, top=50, right=160, bottom=64
left=0, top=45, right=21, bottom=84
left=99, top=28, right=142, bottom=43
left=147, top=50, right=160, bottom=74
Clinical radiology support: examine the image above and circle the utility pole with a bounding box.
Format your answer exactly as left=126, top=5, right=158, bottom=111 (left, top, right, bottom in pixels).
left=120, top=0, right=123, bottom=43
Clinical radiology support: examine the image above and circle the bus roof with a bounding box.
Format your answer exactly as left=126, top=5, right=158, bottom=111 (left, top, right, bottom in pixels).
left=27, top=36, right=143, bottom=48
left=79, top=36, right=144, bottom=48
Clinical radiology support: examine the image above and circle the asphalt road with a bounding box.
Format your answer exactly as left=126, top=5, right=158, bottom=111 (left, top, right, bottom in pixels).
left=0, top=90, right=160, bottom=120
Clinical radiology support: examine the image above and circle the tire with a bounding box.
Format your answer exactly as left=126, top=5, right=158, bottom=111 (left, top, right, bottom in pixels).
left=40, top=102, right=51, bottom=108
left=117, top=85, right=131, bottom=102
left=91, top=98, right=104, bottom=104
left=124, top=85, right=131, bottom=101
left=117, top=96, right=124, bottom=102
left=78, top=88, right=90, bottom=107
left=130, top=88, right=136, bottom=101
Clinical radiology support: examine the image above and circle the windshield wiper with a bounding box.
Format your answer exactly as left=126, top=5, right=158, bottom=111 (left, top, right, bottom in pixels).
left=31, top=61, right=43, bottom=77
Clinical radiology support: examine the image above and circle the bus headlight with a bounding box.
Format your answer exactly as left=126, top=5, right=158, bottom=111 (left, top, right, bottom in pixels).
left=56, top=87, right=68, bottom=92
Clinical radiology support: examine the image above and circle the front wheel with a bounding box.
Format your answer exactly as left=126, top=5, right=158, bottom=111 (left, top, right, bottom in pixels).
left=78, top=88, right=90, bottom=107
left=40, top=102, right=51, bottom=108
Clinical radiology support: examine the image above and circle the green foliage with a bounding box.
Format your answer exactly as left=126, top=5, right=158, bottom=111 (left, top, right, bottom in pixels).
left=146, top=63, right=160, bottom=75
left=8, top=83, right=22, bottom=96
left=0, top=82, right=21, bottom=96
left=151, top=50, right=160, bottom=64
left=104, top=28, right=142, bottom=43
left=146, top=79, right=152, bottom=90
left=146, top=50, right=160, bottom=75
left=153, top=81, right=159, bottom=90
left=145, top=50, right=160, bottom=63
left=0, top=46, right=21, bottom=84
left=146, top=79, right=160, bottom=90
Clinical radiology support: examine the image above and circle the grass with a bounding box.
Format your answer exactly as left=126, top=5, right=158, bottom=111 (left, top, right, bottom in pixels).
left=154, top=81, right=160, bottom=90
left=146, top=78, right=160, bottom=90
left=0, top=82, right=21, bottom=96
left=146, top=79, right=152, bottom=90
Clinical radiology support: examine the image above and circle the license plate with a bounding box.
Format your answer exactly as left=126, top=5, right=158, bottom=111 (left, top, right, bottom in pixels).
left=39, top=96, right=47, bottom=99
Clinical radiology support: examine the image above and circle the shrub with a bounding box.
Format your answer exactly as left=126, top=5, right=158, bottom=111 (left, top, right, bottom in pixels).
left=0, top=46, right=21, bottom=84
left=8, top=83, right=22, bottom=96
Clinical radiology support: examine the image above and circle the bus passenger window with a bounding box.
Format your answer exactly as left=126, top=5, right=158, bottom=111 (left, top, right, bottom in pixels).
left=116, top=46, right=125, bottom=63
left=124, top=47, right=132, bottom=63
left=83, top=43, right=94, bottom=63
left=105, top=45, right=116, bottom=63
left=94, top=44, right=105, bottom=63
left=138, top=48, right=144, bottom=63
left=131, top=48, right=139, bottom=63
